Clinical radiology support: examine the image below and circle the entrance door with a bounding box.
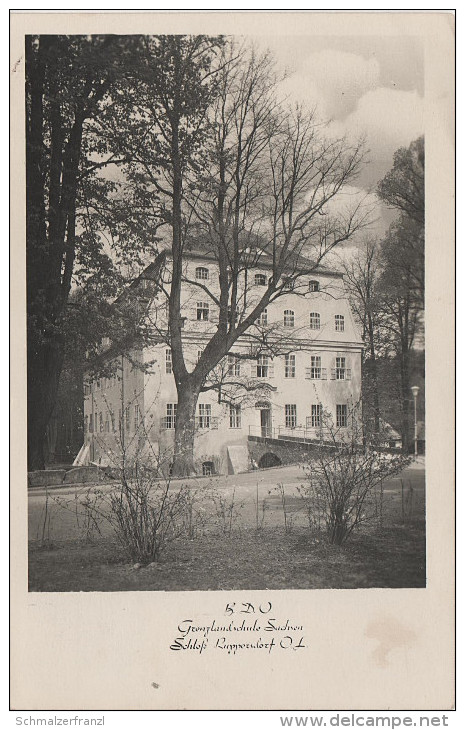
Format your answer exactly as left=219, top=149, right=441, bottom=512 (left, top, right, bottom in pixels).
left=260, top=408, right=271, bottom=437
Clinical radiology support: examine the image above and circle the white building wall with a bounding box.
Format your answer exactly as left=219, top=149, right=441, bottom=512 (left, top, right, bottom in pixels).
left=83, top=256, right=363, bottom=473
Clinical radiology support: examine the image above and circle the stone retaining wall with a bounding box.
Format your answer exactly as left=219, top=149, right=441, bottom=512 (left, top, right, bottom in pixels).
left=247, top=435, right=323, bottom=468
left=28, top=466, right=105, bottom=488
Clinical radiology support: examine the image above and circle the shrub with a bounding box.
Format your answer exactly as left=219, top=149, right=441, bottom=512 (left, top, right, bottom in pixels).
left=300, top=403, right=409, bottom=545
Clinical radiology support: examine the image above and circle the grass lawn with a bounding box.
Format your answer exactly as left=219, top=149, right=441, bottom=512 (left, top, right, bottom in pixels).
left=28, top=463, right=426, bottom=592
left=29, top=522, right=425, bottom=592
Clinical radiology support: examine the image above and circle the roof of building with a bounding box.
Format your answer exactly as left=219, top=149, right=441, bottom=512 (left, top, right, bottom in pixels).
left=131, top=233, right=344, bottom=283
left=182, top=234, right=343, bottom=277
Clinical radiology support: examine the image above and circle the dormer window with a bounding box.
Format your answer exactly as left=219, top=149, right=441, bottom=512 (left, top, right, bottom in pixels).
left=254, top=273, right=267, bottom=286
left=309, top=280, right=320, bottom=292
left=195, top=266, right=209, bottom=280
left=335, top=314, right=345, bottom=332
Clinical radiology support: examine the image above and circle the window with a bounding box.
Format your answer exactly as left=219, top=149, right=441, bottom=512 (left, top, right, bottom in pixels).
left=198, top=404, right=211, bottom=429
left=229, top=404, right=241, bottom=429
left=335, top=314, right=345, bottom=332
left=84, top=415, right=88, bottom=433
left=110, top=410, right=116, bottom=433
left=227, top=355, right=241, bottom=377
left=197, top=349, right=203, bottom=363
left=98, top=412, right=102, bottom=432
left=335, top=356, right=346, bottom=380
left=310, top=312, right=320, bottom=330
left=134, top=404, right=140, bottom=431
left=309, top=280, right=320, bottom=292
left=257, top=354, right=269, bottom=378
left=165, top=349, right=172, bottom=374
left=284, top=309, right=295, bottom=327
left=195, top=266, right=209, bottom=280
left=285, top=404, right=297, bottom=429
left=285, top=353, right=296, bottom=378
left=257, top=308, right=268, bottom=326
left=311, top=404, right=322, bottom=428
left=310, top=355, right=321, bottom=379
left=105, top=414, right=110, bottom=433
left=254, top=273, right=267, bottom=286
left=164, top=403, right=177, bottom=429
left=197, top=301, right=209, bottom=321
left=125, top=407, right=130, bottom=431
left=336, top=404, right=348, bottom=427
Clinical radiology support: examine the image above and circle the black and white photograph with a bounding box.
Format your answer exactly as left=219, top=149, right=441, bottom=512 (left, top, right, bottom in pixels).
left=25, top=28, right=426, bottom=593
left=11, top=10, right=454, bottom=712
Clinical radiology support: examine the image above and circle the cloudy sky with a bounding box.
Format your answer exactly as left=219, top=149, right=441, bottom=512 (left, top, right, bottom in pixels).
left=257, top=34, right=424, bottom=235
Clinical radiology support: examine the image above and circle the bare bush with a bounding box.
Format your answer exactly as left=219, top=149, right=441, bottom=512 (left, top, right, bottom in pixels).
left=177, top=483, right=215, bottom=540
left=300, top=403, right=409, bottom=545
left=272, top=482, right=299, bottom=534
left=255, top=482, right=268, bottom=532
left=107, top=467, right=189, bottom=563
left=36, top=486, right=54, bottom=548
left=210, top=487, right=245, bottom=536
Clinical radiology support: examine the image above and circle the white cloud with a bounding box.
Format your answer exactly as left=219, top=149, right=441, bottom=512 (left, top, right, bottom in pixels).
left=329, top=87, right=424, bottom=187
left=338, top=87, right=424, bottom=146
left=299, top=50, right=380, bottom=119
left=277, top=49, right=381, bottom=120
left=274, top=47, right=424, bottom=197
left=317, top=185, right=387, bottom=238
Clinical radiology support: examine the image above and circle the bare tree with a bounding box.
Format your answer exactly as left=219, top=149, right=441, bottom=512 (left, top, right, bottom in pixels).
left=172, top=44, right=371, bottom=474
left=110, top=39, right=371, bottom=475
left=341, top=239, right=384, bottom=433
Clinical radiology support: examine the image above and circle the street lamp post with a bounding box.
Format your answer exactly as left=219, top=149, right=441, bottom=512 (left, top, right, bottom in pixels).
left=411, top=385, right=420, bottom=457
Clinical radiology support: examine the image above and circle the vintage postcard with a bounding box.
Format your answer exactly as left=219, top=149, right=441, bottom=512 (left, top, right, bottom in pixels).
left=10, top=11, right=454, bottom=710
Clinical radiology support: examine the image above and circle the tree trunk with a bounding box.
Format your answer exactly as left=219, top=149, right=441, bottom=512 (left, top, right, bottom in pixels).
left=372, top=366, right=381, bottom=435
left=171, top=380, right=202, bottom=477
left=366, top=316, right=380, bottom=434
left=27, top=340, right=65, bottom=470
left=399, top=349, right=411, bottom=453
left=46, top=414, right=58, bottom=464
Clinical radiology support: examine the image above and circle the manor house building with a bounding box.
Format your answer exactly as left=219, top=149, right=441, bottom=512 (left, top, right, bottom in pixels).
left=79, top=245, right=363, bottom=475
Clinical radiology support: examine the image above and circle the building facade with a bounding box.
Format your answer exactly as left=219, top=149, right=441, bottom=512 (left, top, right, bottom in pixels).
left=80, top=249, right=363, bottom=474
